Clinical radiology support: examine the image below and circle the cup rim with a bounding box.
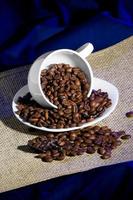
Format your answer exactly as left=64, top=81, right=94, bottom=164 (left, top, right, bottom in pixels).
left=38, top=48, right=93, bottom=108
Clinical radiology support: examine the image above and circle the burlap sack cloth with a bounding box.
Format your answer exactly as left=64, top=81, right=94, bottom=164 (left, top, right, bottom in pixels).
left=0, top=37, right=133, bottom=192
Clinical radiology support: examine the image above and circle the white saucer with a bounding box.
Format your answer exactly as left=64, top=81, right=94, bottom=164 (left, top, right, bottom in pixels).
left=12, top=77, right=119, bottom=132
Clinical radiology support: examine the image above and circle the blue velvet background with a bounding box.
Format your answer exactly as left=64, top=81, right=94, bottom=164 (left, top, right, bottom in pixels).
left=0, top=0, right=133, bottom=70
left=0, top=0, right=133, bottom=199
left=1, top=162, right=133, bottom=200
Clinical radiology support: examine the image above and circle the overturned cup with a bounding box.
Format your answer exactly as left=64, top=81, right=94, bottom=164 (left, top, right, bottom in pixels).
left=28, top=43, right=94, bottom=108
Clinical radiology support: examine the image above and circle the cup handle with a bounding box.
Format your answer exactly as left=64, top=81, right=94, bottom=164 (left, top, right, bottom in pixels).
left=76, top=43, right=94, bottom=59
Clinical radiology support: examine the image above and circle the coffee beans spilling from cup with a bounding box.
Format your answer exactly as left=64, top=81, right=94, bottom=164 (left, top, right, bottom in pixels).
left=41, top=64, right=90, bottom=105
left=15, top=63, right=112, bottom=128
left=28, top=126, right=131, bottom=162
left=16, top=89, right=111, bottom=128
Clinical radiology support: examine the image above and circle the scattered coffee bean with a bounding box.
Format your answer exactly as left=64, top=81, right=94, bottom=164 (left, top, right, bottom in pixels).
left=126, top=111, right=133, bottom=118
left=100, top=154, right=111, bottom=160
left=42, top=156, right=53, bottom=162
left=121, top=135, right=131, bottom=140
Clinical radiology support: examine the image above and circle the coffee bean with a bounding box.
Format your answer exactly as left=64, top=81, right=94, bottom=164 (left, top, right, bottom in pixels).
left=58, top=140, right=66, bottom=146
left=85, top=138, right=92, bottom=144
left=58, top=110, right=64, bottom=116
left=83, top=133, right=90, bottom=137
left=42, top=156, right=53, bottom=162
left=97, top=147, right=106, bottom=155
left=44, top=110, right=49, bottom=120
left=74, top=140, right=81, bottom=146
left=88, top=130, right=95, bottom=135
left=86, top=146, right=96, bottom=154
left=56, top=152, right=66, bottom=160
left=121, top=135, right=131, bottom=140
left=105, top=101, right=112, bottom=108
left=69, top=132, right=77, bottom=140
left=89, top=135, right=96, bottom=140
left=80, top=143, right=87, bottom=148
left=100, top=154, right=111, bottom=159
left=37, top=153, right=47, bottom=158
left=29, top=118, right=38, bottom=123
left=126, top=111, right=133, bottom=118
left=69, top=151, right=77, bottom=156
left=77, top=149, right=85, bottom=155
left=47, top=133, right=54, bottom=138
left=93, top=126, right=100, bottom=132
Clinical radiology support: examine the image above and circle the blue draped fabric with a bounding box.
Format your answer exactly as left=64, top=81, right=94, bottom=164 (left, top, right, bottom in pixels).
left=1, top=162, right=133, bottom=200
left=0, top=0, right=133, bottom=70
left=0, top=0, right=133, bottom=199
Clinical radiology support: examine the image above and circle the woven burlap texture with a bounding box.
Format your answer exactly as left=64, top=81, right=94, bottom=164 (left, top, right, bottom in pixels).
left=0, top=37, right=133, bottom=192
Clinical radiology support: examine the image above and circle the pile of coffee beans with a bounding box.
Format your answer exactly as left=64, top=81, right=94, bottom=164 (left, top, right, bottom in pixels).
left=28, top=126, right=131, bottom=162
left=40, top=64, right=90, bottom=105
left=16, top=89, right=112, bottom=128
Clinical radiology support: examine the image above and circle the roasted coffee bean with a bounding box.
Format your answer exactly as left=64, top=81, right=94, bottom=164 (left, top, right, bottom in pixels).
left=58, top=140, right=66, bottom=147
left=111, top=143, right=117, bottom=149
left=58, top=110, right=64, bottom=116
left=85, top=138, right=92, bottom=144
left=100, top=154, right=111, bottom=160
left=80, top=143, right=87, bottom=148
left=74, top=140, right=81, bottom=146
left=56, top=152, right=66, bottom=160
left=52, top=150, right=60, bottom=158
left=42, top=155, right=53, bottom=162
left=89, top=135, right=96, bottom=140
left=47, top=133, right=54, bottom=138
left=69, top=132, right=77, bottom=140
left=44, top=110, right=49, bottom=120
left=37, top=153, right=47, bottom=158
left=121, top=135, right=131, bottom=140
left=86, top=146, right=96, bottom=154
left=69, top=151, right=77, bottom=156
left=83, top=132, right=90, bottom=138
left=93, top=126, right=100, bottom=132
left=97, top=147, right=106, bottom=155
left=77, top=149, right=85, bottom=155
left=88, top=130, right=95, bottom=135
left=126, top=111, right=133, bottom=118
left=94, top=137, right=102, bottom=145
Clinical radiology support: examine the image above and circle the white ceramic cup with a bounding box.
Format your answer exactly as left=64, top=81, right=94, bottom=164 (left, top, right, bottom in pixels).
left=28, top=43, right=94, bottom=108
